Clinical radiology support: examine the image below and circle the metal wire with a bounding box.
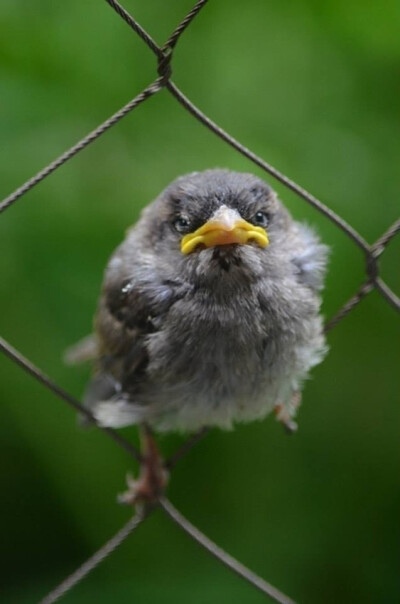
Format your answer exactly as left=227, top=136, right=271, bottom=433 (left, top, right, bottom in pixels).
left=40, top=509, right=147, bottom=604
left=165, top=427, right=210, bottom=469
left=0, top=79, right=165, bottom=214
left=160, top=497, right=297, bottom=604
left=0, top=335, right=141, bottom=463
left=1, top=0, right=399, bottom=603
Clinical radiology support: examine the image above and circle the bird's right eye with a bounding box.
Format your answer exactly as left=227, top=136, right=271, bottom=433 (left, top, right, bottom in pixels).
left=173, top=216, right=191, bottom=233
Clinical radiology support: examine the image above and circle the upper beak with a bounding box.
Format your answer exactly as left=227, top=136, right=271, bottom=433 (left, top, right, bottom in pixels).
left=181, top=205, right=269, bottom=255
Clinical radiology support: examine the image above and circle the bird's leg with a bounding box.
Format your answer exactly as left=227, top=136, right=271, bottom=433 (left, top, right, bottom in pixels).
left=274, top=391, right=301, bottom=434
left=118, top=424, right=168, bottom=507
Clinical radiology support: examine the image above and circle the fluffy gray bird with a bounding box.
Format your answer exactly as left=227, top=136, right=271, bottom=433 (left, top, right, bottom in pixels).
left=72, top=169, right=328, bottom=439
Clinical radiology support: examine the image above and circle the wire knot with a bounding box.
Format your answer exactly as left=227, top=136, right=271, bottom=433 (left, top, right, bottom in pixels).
left=157, top=47, right=173, bottom=83
left=366, top=252, right=379, bottom=283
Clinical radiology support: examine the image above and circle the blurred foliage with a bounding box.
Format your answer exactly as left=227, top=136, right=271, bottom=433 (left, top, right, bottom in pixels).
left=1, top=1, right=399, bottom=603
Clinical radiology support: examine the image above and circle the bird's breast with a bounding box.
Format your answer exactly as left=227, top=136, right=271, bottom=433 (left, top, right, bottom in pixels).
left=145, top=288, right=270, bottom=402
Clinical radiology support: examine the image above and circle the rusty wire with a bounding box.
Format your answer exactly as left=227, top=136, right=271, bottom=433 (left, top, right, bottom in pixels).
left=1, top=0, right=399, bottom=603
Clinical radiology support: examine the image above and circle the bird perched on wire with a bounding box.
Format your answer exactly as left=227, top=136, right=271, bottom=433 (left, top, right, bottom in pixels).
left=67, top=169, right=328, bottom=501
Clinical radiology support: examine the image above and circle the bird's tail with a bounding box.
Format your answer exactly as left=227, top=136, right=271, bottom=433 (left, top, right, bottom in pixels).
left=63, top=333, right=99, bottom=365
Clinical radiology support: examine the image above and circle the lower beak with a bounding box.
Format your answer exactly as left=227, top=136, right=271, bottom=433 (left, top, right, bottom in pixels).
left=181, top=209, right=269, bottom=255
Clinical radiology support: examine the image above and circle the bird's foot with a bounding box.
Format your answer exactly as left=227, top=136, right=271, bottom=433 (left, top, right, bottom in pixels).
left=118, top=425, right=168, bottom=507
left=274, top=392, right=301, bottom=434
left=275, top=409, right=298, bottom=434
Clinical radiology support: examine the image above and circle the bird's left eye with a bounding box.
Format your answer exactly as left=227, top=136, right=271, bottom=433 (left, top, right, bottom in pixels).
left=251, top=211, right=270, bottom=228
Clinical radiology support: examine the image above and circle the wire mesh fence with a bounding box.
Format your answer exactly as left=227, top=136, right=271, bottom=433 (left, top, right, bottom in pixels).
left=1, top=1, right=399, bottom=603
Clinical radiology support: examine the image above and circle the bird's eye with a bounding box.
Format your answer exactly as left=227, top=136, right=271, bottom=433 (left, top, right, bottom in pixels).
left=251, top=211, right=270, bottom=228
left=173, top=216, right=191, bottom=233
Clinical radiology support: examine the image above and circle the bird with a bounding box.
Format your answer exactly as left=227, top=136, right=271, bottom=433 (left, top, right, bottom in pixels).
left=67, top=169, right=328, bottom=502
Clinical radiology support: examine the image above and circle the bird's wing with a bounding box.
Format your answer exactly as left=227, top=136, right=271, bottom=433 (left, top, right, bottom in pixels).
left=83, top=270, right=185, bottom=411
left=291, top=222, right=329, bottom=292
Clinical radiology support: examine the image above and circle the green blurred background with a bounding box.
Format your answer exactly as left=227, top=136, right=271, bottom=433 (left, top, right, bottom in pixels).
left=1, top=0, right=399, bottom=602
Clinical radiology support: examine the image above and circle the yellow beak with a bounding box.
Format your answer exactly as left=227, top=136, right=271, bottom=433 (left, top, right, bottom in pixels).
left=180, top=206, right=269, bottom=255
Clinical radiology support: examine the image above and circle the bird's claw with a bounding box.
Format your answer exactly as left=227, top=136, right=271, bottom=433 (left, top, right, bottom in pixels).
left=118, top=463, right=169, bottom=507
left=281, top=418, right=298, bottom=434
left=118, top=427, right=169, bottom=507
left=117, top=472, right=140, bottom=506
left=274, top=393, right=300, bottom=434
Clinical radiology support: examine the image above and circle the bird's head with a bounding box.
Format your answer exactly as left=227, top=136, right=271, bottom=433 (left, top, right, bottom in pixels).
left=139, top=169, right=293, bottom=284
